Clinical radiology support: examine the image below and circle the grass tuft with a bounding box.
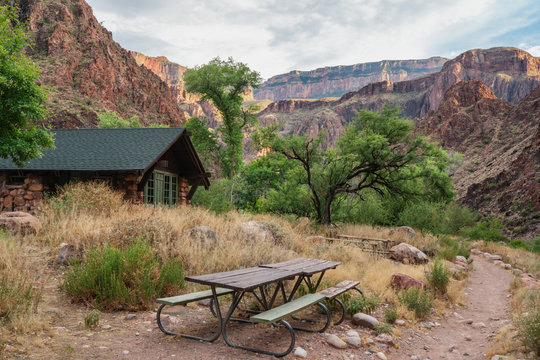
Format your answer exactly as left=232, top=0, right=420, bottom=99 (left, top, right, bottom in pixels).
left=398, top=288, right=433, bottom=319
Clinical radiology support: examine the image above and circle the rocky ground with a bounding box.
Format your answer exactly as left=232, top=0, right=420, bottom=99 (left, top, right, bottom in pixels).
left=4, top=248, right=533, bottom=360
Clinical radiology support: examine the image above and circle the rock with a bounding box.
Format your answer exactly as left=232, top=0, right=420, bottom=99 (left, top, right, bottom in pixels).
left=449, top=344, right=457, bottom=352
left=125, top=314, right=137, bottom=320
left=326, top=334, right=347, bottom=349
left=346, top=336, right=362, bottom=347
left=101, top=324, right=111, bottom=330
left=411, top=356, right=419, bottom=360
left=184, top=226, right=219, bottom=247
left=390, top=273, right=426, bottom=290
left=376, top=352, right=387, bottom=360
left=512, top=269, right=523, bottom=275
left=464, top=334, right=472, bottom=341
left=240, top=221, right=275, bottom=243
left=490, top=356, right=510, bottom=360
left=198, top=298, right=211, bottom=306
left=352, top=313, right=379, bottom=329
left=0, top=211, right=41, bottom=234
left=402, top=258, right=410, bottom=265
left=122, top=350, right=129, bottom=355
left=293, top=347, right=307, bottom=358
left=374, top=334, right=393, bottom=345
left=345, top=330, right=359, bottom=337
left=472, top=322, right=486, bottom=328
left=498, top=241, right=509, bottom=247
left=456, top=255, right=467, bottom=263
left=395, top=319, right=405, bottom=326
left=488, top=254, right=503, bottom=262
left=57, top=243, right=81, bottom=265
left=503, top=263, right=512, bottom=270
left=390, top=226, right=416, bottom=238
left=4, top=344, right=15, bottom=352
left=454, top=260, right=468, bottom=268
left=389, top=243, right=428, bottom=264
left=470, top=248, right=482, bottom=255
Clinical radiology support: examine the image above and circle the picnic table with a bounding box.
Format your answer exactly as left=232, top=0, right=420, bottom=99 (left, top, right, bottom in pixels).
left=157, top=258, right=360, bottom=357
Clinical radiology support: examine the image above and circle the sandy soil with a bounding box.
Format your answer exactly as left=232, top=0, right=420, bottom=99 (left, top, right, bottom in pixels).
left=5, top=254, right=514, bottom=360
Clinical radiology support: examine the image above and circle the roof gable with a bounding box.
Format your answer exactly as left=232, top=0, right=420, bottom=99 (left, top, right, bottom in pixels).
left=0, top=128, right=186, bottom=171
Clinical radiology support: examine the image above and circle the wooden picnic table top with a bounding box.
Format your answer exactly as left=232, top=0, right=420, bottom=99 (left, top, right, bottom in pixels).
left=185, top=266, right=297, bottom=291
left=185, top=258, right=340, bottom=291
left=259, top=257, right=341, bottom=275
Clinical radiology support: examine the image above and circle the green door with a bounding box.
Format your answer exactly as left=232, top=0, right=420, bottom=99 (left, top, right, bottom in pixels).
left=143, top=170, right=178, bottom=205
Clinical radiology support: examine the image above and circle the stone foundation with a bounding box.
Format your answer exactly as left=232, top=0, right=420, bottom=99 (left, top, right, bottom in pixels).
left=117, top=172, right=143, bottom=204
left=178, top=177, right=189, bottom=205
left=0, top=173, right=45, bottom=212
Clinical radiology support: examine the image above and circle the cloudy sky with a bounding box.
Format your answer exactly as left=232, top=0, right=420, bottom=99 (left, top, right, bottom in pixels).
left=86, top=0, right=540, bottom=79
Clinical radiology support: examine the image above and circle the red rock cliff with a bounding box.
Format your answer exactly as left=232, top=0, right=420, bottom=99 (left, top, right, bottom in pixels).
left=255, top=57, right=448, bottom=101
left=22, top=0, right=185, bottom=128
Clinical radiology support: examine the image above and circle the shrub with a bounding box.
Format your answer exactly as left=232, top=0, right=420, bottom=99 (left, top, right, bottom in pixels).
left=517, top=308, right=540, bottom=355
left=191, top=178, right=237, bottom=213
left=463, top=218, right=507, bottom=242
left=345, top=295, right=379, bottom=315
left=398, top=288, right=433, bottom=319
left=84, top=309, right=99, bottom=328
left=63, top=239, right=184, bottom=310
left=384, top=306, right=398, bottom=324
left=374, top=322, right=393, bottom=335
left=436, top=236, right=470, bottom=261
left=426, top=260, right=450, bottom=294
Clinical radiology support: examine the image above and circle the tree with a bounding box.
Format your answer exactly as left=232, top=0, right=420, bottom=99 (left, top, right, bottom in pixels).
left=0, top=5, right=54, bottom=167
left=98, top=111, right=141, bottom=128
left=272, top=107, right=454, bottom=224
left=184, top=57, right=262, bottom=178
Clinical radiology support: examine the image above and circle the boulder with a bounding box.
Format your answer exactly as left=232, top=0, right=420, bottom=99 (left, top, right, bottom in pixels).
left=390, top=273, right=426, bottom=290
left=389, top=243, right=428, bottom=264
left=185, top=226, right=219, bottom=247
left=389, top=226, right=416, bottom=238
left=352, top=313, right=379, bottom=329
left=56, top=243, right=81, bottom=265
left=456, top=255, right=467, bottom=263
left=325, top=334, right=347, bottom=349
left=470, top=248, right=483, bottom=255
left=0, top=211, right=41, bottom=234
left=240, top=221, right=275, bottom=243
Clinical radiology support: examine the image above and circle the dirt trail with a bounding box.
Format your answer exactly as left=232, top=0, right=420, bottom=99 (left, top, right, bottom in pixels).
left=392, top=254, right=514, bottom=360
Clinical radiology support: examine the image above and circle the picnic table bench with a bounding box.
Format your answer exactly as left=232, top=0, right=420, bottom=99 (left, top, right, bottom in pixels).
left=325, top=234, right=396, bottom=255
left=156, top=258, right=364, bottom=357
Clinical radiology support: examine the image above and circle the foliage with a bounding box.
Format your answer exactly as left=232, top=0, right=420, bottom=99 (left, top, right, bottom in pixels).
left=398, top=288, right=433, bottom=319
left=374, top=322, right=393, bottom=335
left=345, top=295, right=379, bottom=315
left=98, top=111, right=141, bottom=128
left=185, top=117, right=219, bottom=169
left=463, top=218, right=507, bottom=242
left=0, top=5, right=54, bottom=166
left=184, top=57, right=262, bottom=178
left=271, top=106, right=454, bottom=224
left=63, top=239, right=184, bottom=310
left=384, top=305, right=398, bottom=324
left=426, top=260, right=450, bottom=294
left=84, top=309, right=99, bottom=328
left=517, top=308, right=540, bottom=355
left=509, top=237, right=540, bottom=253
left=436, top=236, right=470, bottom=261
left=190, top=178, right=238, bottom=213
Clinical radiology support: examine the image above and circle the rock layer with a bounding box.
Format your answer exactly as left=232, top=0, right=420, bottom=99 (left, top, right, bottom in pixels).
left=254, top=57, right=448, bottom=101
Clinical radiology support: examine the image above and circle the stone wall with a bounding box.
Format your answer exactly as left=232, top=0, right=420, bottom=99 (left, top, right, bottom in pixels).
left=117, top=171, right=143, bottom=204
left=178, top=177, right=189, bottom=205
left=0, top=173, right=45, bottom=213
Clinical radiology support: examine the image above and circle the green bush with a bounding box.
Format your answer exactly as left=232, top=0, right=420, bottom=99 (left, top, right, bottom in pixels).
left=462, top=218, right=507, bottom=242
left=345, top=295, right=379, bottom=315
left=375, top=322, right=393, bottom=335
left=436, top=236, right=470, bottom=261
left=517, top=308, right=540, bottom=355
left=426, top=260, right=450, bottom=294
left=398, top=288, right=433, bottom=319
left=84, top=309, right=99, bottom=328
left=63, top=239, right=184, bottom=310
left=384, top=306, right=398, bottom=324
left=398, top=201, right=443, bottom=234
left=191, top=178, right=237, bottom=213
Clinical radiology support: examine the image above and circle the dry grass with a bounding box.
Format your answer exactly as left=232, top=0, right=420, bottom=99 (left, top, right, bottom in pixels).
left=473, top=241, right=540, bottom=278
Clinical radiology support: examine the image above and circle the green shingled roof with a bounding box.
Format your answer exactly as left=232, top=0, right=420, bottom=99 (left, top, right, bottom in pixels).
left=0, top=128, right=185, bottom=171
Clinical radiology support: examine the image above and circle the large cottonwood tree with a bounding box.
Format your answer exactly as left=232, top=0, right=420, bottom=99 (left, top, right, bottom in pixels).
left=0, top=5, right=54, bottom=167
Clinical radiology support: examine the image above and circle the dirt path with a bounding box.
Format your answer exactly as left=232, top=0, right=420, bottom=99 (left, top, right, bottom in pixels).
left=392, top=254, right=514, bottom=360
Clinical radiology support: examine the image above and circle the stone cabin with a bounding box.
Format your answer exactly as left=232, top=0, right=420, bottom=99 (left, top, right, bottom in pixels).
left=0, top=128, right=210, bottom=212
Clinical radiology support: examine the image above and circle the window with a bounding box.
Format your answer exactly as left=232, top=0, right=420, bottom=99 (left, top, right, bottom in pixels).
left=143, top=170, right=178, bottom=205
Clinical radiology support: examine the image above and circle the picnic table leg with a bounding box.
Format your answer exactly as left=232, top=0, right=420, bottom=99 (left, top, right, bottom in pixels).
left=221, top=291, right=296, bottom=357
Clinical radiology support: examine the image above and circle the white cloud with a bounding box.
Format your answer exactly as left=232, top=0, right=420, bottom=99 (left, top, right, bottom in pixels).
left=86, top=0, right=540, bottom=79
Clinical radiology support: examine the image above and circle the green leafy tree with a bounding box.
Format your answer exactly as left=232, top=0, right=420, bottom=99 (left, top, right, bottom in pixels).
left=98, top=111, right=141, bottom=128
left=184, top=57, right=262, bottom=178
left=185, top=117, right=220, bottom=170
left=0, top=5, right=54, bottom=167
left=272, top=107, right=454, bottom=224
